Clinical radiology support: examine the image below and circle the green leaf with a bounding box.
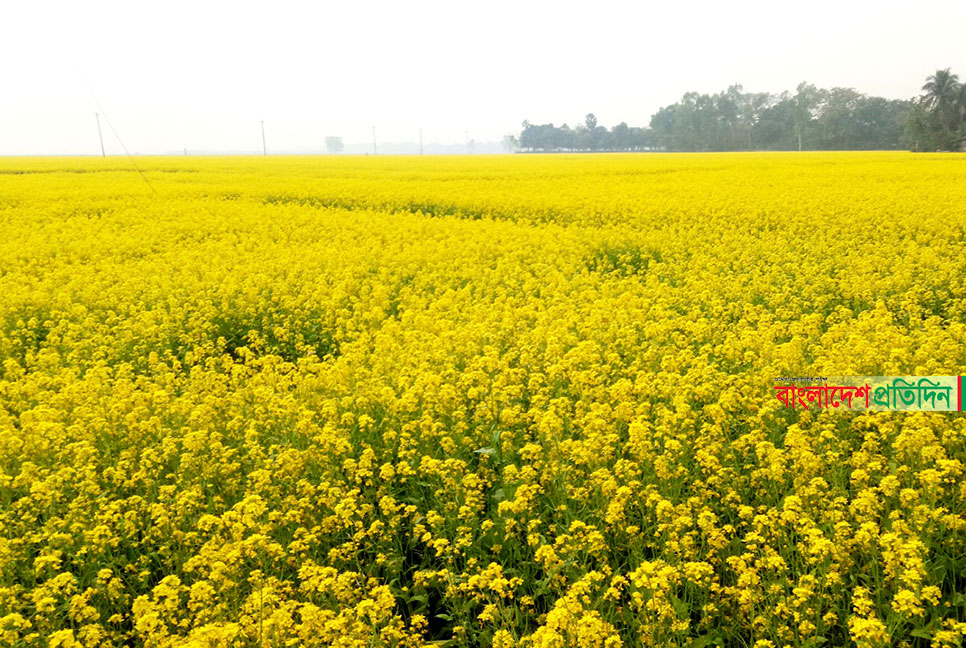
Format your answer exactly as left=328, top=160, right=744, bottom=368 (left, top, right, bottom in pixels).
left=669, top=595, right=689, bottom=617
left=689, top=634, right=725, bottom=648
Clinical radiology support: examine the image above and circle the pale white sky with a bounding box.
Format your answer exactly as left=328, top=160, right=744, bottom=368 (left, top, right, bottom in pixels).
left=2, top=0, right=964, bottom=155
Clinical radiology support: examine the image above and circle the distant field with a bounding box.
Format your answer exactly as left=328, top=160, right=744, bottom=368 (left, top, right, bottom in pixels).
left=1, top=153, right=965, bottom=647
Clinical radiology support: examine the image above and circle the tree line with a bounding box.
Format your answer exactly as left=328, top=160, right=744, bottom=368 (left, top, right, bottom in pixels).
left=908, top=69, right=966, bottom=151
left=518, top=69, right=965, bottom=153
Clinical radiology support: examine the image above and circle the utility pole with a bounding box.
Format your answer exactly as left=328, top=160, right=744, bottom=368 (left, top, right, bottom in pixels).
left=261, top=121, right=267, bottom=156
left=419, top=128, right=423, bottom=155
left=371, top=126, right=377, bottom=155
left=184, top=147, right=187, bottom=156
left=95, top=113, right=105, bottom=157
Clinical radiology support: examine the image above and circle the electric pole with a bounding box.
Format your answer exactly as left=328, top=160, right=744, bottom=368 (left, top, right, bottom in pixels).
left=261, top=121, right=267, bottom=156
left=95, top=113, right=105, bottom=157
left=372, top=126, right=377, bottom=155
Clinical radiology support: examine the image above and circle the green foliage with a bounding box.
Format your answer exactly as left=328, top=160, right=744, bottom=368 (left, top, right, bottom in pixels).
left=586, top=242, right=663, bottom=277
left=908, top=69, right=966, bottom=151
left=518, top=74, right=966, bottom=152
left=648, top=84, right=911, bottom=151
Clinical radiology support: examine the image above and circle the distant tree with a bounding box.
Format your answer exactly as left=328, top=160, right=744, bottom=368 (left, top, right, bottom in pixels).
left=571, top=125, right=584, bottom=150
left=923, top=70, right=959, bottom=113
left=649, top=105, right=675, bottom=149
left=755, top=94, right=797, bottom=150
left=794, top=82, right=819, bottom=151
left=816, top=87, right=862, bottom=148
left=739, top=91, right=771, bottom=149
left=923, top=69, right=961, bottom=141
left=854, top=95, right=907, bottom=149
left=909, top=69, right=965, bottom=151
left=520, top=122, right=560, bottom=151
left=520, top=121, right=535, bottom=151
left=556, top=124, right=576, bottom=150
left=520, top=79, right=931, bottom=152
left=716, top=85, right=742, bottom=150
left=325, top=136, right=344, bottom=154
left=907, top=100, right=934, bottom=151
left=629, top=126, right=654, bottom=150
left=502, top=134, right=520, bottom=153
left=611, top=122, right=631, bottom=150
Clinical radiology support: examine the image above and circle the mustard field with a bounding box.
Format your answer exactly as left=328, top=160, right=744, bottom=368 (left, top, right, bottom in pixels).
left=1, top=152, right=965, bottom=647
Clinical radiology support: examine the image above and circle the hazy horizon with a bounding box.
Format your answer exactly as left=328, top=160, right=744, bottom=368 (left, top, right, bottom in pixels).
left=3, top=0, right=965, bottom=156
left=0, top=139, right=512, bottom=157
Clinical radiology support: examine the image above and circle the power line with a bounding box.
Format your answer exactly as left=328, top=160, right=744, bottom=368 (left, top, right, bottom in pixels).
left=55, top=27, right=157, bottom=194
left=53, top=22, right=228, bottom=223
left=95, top=113, right=105, bottom=157
left=91, top=102, right=157, bottom=194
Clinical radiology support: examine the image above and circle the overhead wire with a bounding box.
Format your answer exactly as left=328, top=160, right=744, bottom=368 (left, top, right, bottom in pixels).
left=57, top=37, right=158, bottom=195
left=54, top=21, right=231, bottom=220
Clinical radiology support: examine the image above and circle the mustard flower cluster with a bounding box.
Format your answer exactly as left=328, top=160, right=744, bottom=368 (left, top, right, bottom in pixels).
left=0, top=152, right=964, bottom=646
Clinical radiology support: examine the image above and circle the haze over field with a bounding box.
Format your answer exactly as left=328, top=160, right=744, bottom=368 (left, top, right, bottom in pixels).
left=2, top=0, right=966, bottom=155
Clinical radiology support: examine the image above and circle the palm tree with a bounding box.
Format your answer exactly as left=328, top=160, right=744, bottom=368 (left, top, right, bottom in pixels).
left=922, top=68, right=961, bottom=135
left=922, top=69, right=960, bottom=107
